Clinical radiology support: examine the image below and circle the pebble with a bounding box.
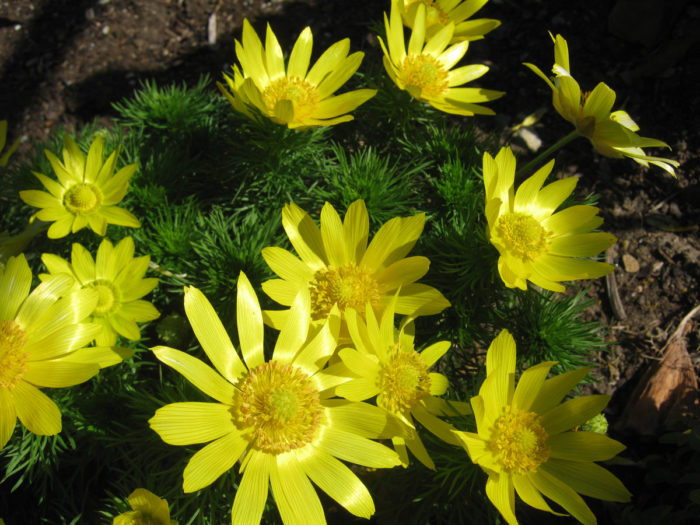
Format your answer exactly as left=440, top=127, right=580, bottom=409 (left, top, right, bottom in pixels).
left=622, top=254, right=640, bottom=273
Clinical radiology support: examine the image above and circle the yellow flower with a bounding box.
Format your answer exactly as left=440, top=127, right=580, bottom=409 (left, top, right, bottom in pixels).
left=0, top=221, right=48, bottom=266
left=379, top=0, right=503, bottom=116
left=400, top=0, right=501, bottom=42
left=218, top=19, right=376, bottom=128
left=454, top=330, right=631, bottom=525
left=334, top=296, right=470, bottom=469
left=40, top=237, right=159, bottom=347
left=484, top=147, right=615, bottom=292
left=524, top=34, right=679, bottom=176
left=19, top=135, right=141, bottom=238
left=113, top=488, right=177, bottom=525
left=0, top=120, right=20, bottom=167
left=149, top=273, right=401, bottom=525
left=261, top=200, right=450, bottom=337
left=0, top=254, right=103, bottom=450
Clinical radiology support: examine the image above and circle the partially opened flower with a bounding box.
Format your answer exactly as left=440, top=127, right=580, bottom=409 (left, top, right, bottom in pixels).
left=400, top=0, right=501, bottom=42
left=40, top=237, right=159, bottom=347
left=0, top=254, right=103, bottom=450
left=335, top=297, right=469, bottom=469
left=380, top=0, right=503, bottom=116
left=113, top=488, right=177, bottom=525
left=149, top=273, right=401, bottom=525
left=454, top=330, right=631, bottom=525
left=484, top=147, right=615, bottom=292
left=261, top=200, right=450, bottom=336
left=524, top=33, right=678, bottom=176
left=218, top=19, right=376, bottom=128
left=19, top=135, right=141, bottom=238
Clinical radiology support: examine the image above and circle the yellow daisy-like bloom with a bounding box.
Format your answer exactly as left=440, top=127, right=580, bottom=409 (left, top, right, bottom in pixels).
left=524, top=34, right=678, bottom=176
left=379, top=0, right=503, bottom=116
left=0, top=120, right=20, bottom=167
left=0, top=254, right=104, bottom=450
left=454, top=330, right=631, bottom=525
left=19, top=135, right=141, bottom=239
left=149, top=273, right=401, bottom=525
left=218, top=19, right=376, bottom=129
left=40, top=237, right=159, bottom=347
left=334, top=297, right=470, bottom=470
left=113, top=488, right=177, bottom=525
left=484, top=147, right=616, bottom=292
left=401, top=0, right=501, bottom=42
left=261, top=200, right=450, bottom=337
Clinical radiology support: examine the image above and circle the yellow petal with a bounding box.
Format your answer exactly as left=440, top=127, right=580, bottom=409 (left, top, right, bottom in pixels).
left=262, top=278, right=299, bottom=306
left=429, top=372, right=449, bottom=396
left=236, top=271, right=265, bottom=370
left=231, top=450, right=272, bottom=525
left=528, top=469, right=596, bottom=525
left=183, top=431, right=248, bottom=492
left=317, top=426, right=400, bottom=468
left=281, top=202, right=327, bottom=270
left=324, top=399, right=400, bottom=439
left=152, top=346, right=236, bottom=404
left=149, top=402, right=235, bottom=445
left=19, top=189, right=60, bottom=210
left=320, top=202, right=347, bottom=267
left=342, top=200, right=369, bottom=263
left=548, top=431, right=626, bottom=462
left=84, top=135, right=104, bottom=184
left=301, top=449, right=375, bottom=518
left=548, top=232, right=617, bottom=258
left=512, top=474, right=561, bottom=515
left=419, top=341, right=451, bottom=368
left=413, top=403, right=460, bottom=446
left=0, top=254, right=32, bottom=321
left=119, top=300, right=160, bottom=322
left=98, top=206, right=141, bottom=228
left=183, top=286, right=246, bottom=383
left=512, top=361, right=556, bottom=412
left=272, top=289, right=310, bottom=363
left=541, top=459, right=632, bottom=502
left=288, top=27, right=313, bottom=79
left=530, top=367, right=591, bottom=414
left=264, top=24, right=285, bottom=80
left=407, top=3, right=426, bottom=56
left=58, top=345, right=132, bottom=368
left=485, top=473, right=517, bottom=525
left=394, top=283, right=450, bottom=317
left=11, top=381, right=62, bottom=436
left=540, top=395, right=610, bottom=436
left=0, top=389, right=17, bottom=449
left=23, top=359, right=98, bottom=388
left=306, top=38, right=350, bottom=86
left=262, top=247, right=313, bottom=283
left=127, top=488, right=170, bottom=523
left=375, top=256, right=430, bottom=293
left=70, top=243, right=96, bottom=283
left=270, top=452, right=324, bottom=525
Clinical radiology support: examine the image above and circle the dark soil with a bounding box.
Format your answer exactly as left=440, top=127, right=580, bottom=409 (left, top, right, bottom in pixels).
left=1, top=0, right=698, bottom=520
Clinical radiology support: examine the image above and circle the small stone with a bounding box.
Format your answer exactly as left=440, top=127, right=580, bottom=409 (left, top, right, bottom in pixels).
left=622, top=254, right=640, bottom=273
left=512, top=127, right=542, bottom=152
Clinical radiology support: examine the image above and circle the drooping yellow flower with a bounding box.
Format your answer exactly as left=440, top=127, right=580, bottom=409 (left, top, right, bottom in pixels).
left=379, top=0, right=503, bottom=116
left=454, top=330, right=631, bottom=525
left=40, top=237, right=159, bottom=347
left=334, top=296, right=469, bottom=469
left=0, top=120, right=20, bottom=167
left=0, top=254, right=103, bottom=450
left=400, top=0, right=501, bottom=42
left=261, top=200, right=450, bottom=337
left=218, top=19, right=376, bottom=129
left=149, top=273, right=401, bottom=525
left=19, top=135, right=141, bottom=238
left=484, top=147, right=615, bottom=292
left=524, top=34, right=678, bottom=176
left=113, top=488, right=177, bottom=525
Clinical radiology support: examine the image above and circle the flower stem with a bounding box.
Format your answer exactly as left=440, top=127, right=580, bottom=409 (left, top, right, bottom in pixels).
left=515, top=130, right=580, bottom=179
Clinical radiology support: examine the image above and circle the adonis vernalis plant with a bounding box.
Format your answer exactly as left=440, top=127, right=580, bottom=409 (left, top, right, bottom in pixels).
left=149, top=273, right=401, bottom=525
left=454, top=330, right=631, bottom=525
left=261, top=200, right=450, bottom=336
left=380, top=0, right=503, bottom=116
left=335, top=297, right=469, bottom=469
left=484, top=147, right=615, bottom=292
left=113, top=488, right=177, bottom=525
left=524, top=33, right=678, bottom=176
left=400, top=0, right=501, bottom=42
left=40, top=237, right=159, bottom=348
left=19, top=135, right=141, bottom=238
left=0, top=254, right=102, bottom=449
left=218, top=19, right=376, bottom=128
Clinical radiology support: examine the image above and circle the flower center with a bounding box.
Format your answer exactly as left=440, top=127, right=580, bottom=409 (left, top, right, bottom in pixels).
left=496, top=212, right=550, bottom=261
left=63, top=183, right=103, bottom=215
left=262, top=76, right=320, bottom=122
left=309, top=263, right=380, bottom=320
left=0, top=320, right=29, bottom=390
left=377, top=346, right=431, bottom=414
left=488, top=406, right=550, bottom=475
left=400, top=54, right=449, bottom=98
left=86, top=279, right=120, bottom=315
left=234, top=361, right=323, bottom=454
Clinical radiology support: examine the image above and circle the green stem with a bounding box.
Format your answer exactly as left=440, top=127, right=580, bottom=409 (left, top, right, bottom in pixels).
left=515, top=129, right=580, bottom=179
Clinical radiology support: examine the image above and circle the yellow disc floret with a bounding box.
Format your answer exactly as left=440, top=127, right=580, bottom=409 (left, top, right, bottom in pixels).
left=235, top=361, right=323, bottom=454
left=400, top=54, right=449, bottom=98
left=488, top=406, right=550, bottom=475
left=309, top=263, right=380, bottom=320
left=496, top=212, right=551, bottom=261
left=262, top=77, right=320, bottom=122
left=377, top=346, right=431, bottom=414
left=86, top=279, right=120, bottom=316
left=0, top=320, right=29, bottom=390
left=63, top=183, right=103, bottom=215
